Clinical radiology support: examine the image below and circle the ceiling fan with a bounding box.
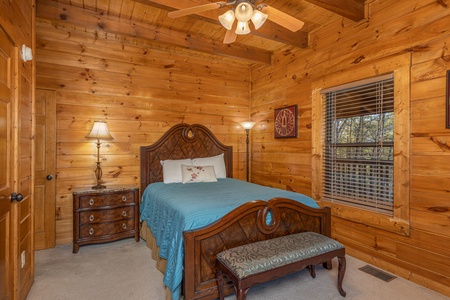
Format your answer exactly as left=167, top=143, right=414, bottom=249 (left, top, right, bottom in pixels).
left=167, top=1, right=305, bottom=44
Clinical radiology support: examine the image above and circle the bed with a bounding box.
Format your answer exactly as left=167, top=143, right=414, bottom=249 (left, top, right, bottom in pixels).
left=139, top=123, right=331, bottom=300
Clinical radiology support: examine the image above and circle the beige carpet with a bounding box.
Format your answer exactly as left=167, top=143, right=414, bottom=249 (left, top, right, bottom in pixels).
left=27, top=238, right=449, bottom=300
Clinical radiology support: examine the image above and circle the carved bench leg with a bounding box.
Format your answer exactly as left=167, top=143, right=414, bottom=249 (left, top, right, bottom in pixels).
left=337, top=256, right=347, bottom=297
left=216, top=269, right=225, bottom=300
left=236, top=287, right=250, bottom=300
left=308, top=265, right=316, bottom=278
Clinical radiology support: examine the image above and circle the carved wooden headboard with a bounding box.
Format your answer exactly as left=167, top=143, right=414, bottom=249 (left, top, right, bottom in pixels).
left=140, top=123, right=233, bottom=192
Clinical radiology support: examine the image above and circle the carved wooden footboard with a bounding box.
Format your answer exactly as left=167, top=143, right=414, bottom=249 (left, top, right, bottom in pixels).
left=183, top=197, right=331, bottom=300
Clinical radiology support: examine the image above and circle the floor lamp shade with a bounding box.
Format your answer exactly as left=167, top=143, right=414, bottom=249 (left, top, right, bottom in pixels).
left=240, top=121, right=256, bottom=130
left=85, top=121, right=114, bottom=189
left=240, top=121, right=256, bottom=182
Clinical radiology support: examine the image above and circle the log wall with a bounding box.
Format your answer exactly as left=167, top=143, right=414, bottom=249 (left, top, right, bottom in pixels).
left=35, top=0, right=251, bottom=245
left=34, top=0, right=450, bottom=297
left=250, top=0, right=450, bottom=296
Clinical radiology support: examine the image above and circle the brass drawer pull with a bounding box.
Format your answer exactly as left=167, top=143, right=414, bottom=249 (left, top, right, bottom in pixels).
left=89, top=228, right=94, bottom=235
left=121, top=195, right=127, bottom=202
left=89, top=215, right=94, bottom=222
left=89, top=199, right=94, bottom=206
left=122, top=211, right=127, bottom=217
left=122, top=223, right=127, bottom=229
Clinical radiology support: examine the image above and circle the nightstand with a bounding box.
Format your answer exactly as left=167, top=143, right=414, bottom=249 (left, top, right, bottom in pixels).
left=73, top=186, right=140, bottom=253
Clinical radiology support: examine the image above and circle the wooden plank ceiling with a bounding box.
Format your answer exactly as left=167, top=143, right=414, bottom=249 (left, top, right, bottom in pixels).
left=41, top=0, right=367, bottom=65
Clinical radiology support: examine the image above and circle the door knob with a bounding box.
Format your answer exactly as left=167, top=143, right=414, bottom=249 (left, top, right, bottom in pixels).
left=10, top=193, right=24, bottom=202
left=46, top=175, right=53, bottom=181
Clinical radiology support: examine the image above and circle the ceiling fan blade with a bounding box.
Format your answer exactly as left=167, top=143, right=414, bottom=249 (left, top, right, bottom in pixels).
left=168, top=2, right=226, bottom=19
left=223, top=22, right=237, bottom=44
left=223, top=30, right=237, bottom=44
left=261, top=5, right=305, bottom=32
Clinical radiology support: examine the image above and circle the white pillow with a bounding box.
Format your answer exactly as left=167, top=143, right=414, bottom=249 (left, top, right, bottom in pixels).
left=181, top=165, right=217, bottom=184
left=161, top=159, right=193, bottom=184
left=192, top=153, right=227, bottom=178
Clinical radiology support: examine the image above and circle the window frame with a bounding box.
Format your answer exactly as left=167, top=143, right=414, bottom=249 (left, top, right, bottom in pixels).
left=323, top=75, right=395, bottom=214
left=311, top=53, right=411, bottom=236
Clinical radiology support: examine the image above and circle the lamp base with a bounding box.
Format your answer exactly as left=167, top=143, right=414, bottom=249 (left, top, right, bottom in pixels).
left=91, top=184, right=106, bottom=189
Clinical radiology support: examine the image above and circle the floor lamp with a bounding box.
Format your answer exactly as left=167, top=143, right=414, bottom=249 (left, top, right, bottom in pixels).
left=85, top=121, right=114, bottom=189
left=240, top=121, right=256, bottom=182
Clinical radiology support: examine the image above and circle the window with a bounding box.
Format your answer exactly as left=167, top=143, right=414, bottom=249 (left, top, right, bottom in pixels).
left=311, top=54, right=411, bottom=236
left=323, top=75, right=394, bottom=214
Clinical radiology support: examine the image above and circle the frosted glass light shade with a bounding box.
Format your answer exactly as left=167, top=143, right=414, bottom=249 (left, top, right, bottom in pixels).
left=235, top=21, right=251, bottom=35
left=240, top=121, right=256, bottom=130
left=251, top=10, right=268, bottom=30
left=85, top=121, right=114, bottom=140
left=219, top=10, right=235, bottom=30
left=235, top=2, right=253, bottom=22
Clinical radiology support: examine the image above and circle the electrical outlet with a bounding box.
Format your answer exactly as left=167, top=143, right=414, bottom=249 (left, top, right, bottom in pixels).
left=21, top=251, right=25, bottom=268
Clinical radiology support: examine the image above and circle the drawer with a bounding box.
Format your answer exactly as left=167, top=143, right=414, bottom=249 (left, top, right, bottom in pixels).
left=78, top=191, right=135, bottom=208
left=80, top=218, right=135, bottom=238
left=79, top=206, right=135, bottom=224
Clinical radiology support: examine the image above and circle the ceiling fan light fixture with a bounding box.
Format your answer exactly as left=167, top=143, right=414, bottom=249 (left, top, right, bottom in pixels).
left=218, top=10, right=235, bottom=30
left=235, top=21, right=251, bottom=35
left=235, top=2, right=254, bottom=22
left=251, top=10, right=268, bottom=30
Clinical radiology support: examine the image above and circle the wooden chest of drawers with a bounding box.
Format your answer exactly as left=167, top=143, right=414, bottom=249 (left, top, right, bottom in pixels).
left=73, top=186, right=139, bottom=253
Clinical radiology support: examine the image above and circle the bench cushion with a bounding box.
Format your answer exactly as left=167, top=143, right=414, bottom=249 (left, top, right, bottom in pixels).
left=216, top=232, right=344, bottom=279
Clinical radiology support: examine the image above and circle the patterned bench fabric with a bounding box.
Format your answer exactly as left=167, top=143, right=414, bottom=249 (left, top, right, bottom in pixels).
left=216, top=232, right=344, bottom=279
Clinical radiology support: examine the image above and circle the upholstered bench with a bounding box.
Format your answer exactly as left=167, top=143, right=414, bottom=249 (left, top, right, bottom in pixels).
left=216, top=231, right=346, bottom=300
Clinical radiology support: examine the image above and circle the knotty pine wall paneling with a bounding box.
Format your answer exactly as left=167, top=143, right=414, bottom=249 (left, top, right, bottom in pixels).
left=250, top=0, right=450, bottom=296
left=35, top=1, right=251, bottom=245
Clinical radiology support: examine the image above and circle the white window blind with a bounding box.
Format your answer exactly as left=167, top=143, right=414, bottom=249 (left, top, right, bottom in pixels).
left=323, top=75, right=394, bottom=214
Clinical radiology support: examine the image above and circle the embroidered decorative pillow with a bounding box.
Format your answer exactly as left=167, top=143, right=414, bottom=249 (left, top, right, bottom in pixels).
left=181, top=165, right=217, bottom=184
left=192, top=153, right=226, bottom=178
left=160, top=159, right=193, bottom=184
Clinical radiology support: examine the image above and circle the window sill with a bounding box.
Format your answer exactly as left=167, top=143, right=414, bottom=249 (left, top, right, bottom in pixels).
left=319, top=200, right=410, bottom=236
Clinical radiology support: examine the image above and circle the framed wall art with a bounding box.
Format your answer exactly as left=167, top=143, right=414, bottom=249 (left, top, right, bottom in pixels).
left=447, top=70, right=450, bottom=128
left=274, top=105, right=298, bottom=138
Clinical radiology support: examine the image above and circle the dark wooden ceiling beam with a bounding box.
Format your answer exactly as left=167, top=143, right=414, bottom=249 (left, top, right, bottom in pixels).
left=141, top=0, right=309, bottom=48
left=36, top=1, right=273, bottom=64
left=304, top=0, right=366, bottom=22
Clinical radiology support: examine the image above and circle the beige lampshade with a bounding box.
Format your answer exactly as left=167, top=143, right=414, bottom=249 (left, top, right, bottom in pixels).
left=85, top=121, right=114, bottom=140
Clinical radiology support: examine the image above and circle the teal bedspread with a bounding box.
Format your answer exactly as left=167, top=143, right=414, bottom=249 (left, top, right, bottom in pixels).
left=139, top=178, right=318, bottom=300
